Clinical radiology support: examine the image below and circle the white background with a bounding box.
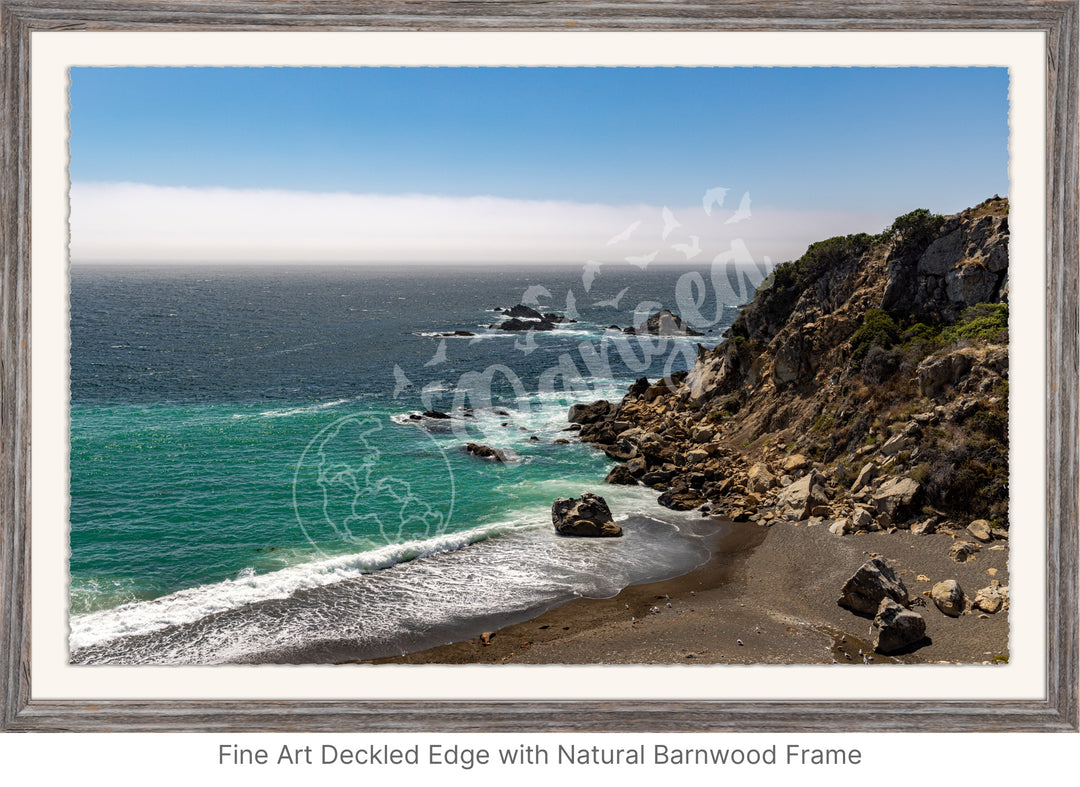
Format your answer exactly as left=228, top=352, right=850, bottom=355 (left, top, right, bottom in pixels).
left=5, top=29, right=1074, bottom=774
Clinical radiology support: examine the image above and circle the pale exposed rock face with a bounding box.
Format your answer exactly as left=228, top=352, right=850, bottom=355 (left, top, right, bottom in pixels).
left=910, top=518, right=937, bottom=536
left=684, top=353, right=726, bottom=404
left=771, top=328, right=819, bottom=387
left=838, top=558, right=909, bottom=615
left=829, top=519, right=852, bottom=536
left=551, top=493, right=622, bottom=537
left=883, top=208, right=1009, bottom=320
left=851, top=508, right=874, bottom=530
left=873, top=598, right=927, bottom=654
left=931, top=579, right=967, bottom=617
left=915, top=346, right=1005, bottom=399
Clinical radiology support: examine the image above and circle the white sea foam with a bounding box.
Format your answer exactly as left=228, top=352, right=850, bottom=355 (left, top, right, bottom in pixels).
left=68, top=520, right=529, bottom=652
left=69, top=488, right=708, bottom=664
left=257, top=398, right=351, bottom=418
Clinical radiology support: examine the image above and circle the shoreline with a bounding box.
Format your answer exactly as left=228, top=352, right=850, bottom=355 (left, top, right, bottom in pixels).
left=367, top=517, right=1009, bottom=666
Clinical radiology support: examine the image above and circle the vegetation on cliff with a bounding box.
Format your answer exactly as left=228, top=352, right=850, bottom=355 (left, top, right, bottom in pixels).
left=574, top=196, right=1011, bottom=531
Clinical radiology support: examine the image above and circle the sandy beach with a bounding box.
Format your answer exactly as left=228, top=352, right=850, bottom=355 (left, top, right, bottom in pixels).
left=370, top=518, right=1009, bottom=666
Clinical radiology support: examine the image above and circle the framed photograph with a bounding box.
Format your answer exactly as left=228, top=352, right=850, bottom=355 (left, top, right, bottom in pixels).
left=1, top=1, right=1076, bottom=732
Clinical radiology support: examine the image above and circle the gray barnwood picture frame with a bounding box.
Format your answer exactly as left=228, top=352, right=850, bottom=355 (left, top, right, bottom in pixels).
left=1, top=0, right=1076, bottom=732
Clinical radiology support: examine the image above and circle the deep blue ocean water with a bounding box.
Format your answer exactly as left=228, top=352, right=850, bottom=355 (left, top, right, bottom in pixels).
left=68, top=261, right=755, bottom=663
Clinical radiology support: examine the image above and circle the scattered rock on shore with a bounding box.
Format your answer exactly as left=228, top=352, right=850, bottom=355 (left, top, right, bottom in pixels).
left=973, top=585, right=1005, bottom=614
left=931, top=579, right=967, bottom=617
left=657, top=484, right=705, bottom=511
left=967, top=519, right=993, bottom=542
left=873, top=598, right=927, bottom=654
left=837, top=557, right=910, bottom=615
left=551, top=493, right=623, bottom=537
left=949, top=541, right=981, bottom=562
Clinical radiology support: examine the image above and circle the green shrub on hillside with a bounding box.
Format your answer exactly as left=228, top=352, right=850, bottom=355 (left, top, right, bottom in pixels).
left=738, top=232, right=875, bottom=341
left=941, top=303, right=1008, bottom=343
left=850, top=308, right=900, bottom=362
left=883, top=208, right=946, bottom=257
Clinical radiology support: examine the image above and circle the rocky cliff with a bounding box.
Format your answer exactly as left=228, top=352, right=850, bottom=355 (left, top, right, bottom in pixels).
left=574, top=197, right=1010, bottom=537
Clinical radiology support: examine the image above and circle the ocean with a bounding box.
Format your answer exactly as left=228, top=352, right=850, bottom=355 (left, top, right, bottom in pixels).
left=68, top=261, right=758, bottom=664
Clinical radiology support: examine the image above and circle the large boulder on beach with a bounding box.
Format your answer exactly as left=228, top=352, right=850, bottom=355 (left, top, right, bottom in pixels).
left=551, top=493, right=623, bottom=537
left=973, top=585, right=1004, bottom=614
left=873, top=598, right=927, bottom=654
left=837, top=557, right=909, bottom=615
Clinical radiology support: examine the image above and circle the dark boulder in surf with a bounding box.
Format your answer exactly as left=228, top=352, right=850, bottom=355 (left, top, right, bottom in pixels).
left=604, top=464, right=638, bottom=486
left=464, top=443, right=510, bottom=462
left=493, top=317, right=557, bottom=332
left=503, top=304, right=545, bottom=320
left=551, top=493, right=623, bottom=537
left=567, top=400, right=613, bottom=425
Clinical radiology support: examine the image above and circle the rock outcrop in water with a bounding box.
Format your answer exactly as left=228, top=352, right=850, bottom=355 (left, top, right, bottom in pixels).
left=636, top=309, right=703, bottom=336
left=464, top=443, right=511, bottom=462
left=491, top=303, right=576, bottom=332
left=615, top=308, right=704, bottom=337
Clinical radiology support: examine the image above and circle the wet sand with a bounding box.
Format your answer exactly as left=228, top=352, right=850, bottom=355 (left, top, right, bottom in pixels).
left=369, top=519, right=1009, bottom=666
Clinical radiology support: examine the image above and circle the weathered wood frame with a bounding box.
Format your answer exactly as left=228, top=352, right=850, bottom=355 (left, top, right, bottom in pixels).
left=1, top=0, right=1076, bottom=732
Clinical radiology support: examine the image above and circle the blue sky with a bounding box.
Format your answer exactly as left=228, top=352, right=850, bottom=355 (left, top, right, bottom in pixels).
left=69, top=67, right=1008, bottom=263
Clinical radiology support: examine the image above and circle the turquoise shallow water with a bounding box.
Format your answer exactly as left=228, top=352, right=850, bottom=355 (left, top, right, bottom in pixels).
left=68, top=262, right=754, bottom=663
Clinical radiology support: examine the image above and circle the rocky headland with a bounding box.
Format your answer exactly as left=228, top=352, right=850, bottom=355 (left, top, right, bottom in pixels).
left=568, top=197, right=1011, bottom=658
left=373, top=198, right=1012, bottom=666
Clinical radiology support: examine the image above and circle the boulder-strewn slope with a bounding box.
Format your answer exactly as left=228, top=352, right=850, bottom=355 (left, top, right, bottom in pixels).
left=574, top=197, right=1010, bottom=536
